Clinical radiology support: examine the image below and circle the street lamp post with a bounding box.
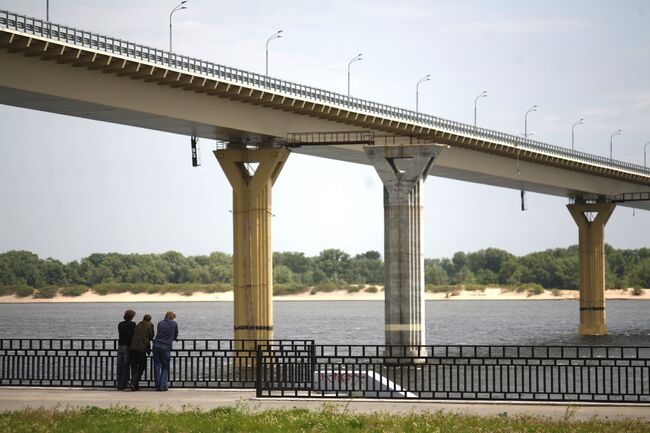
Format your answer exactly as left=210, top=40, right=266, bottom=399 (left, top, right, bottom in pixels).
left=265, top=30, right=283, bottom=77
left=347, top=53, right=363, bottom=97
left=571, top=118, right=584, bottom=151
left=46, top=0, right=49, bottom=21
left=524, top=105, right=538, bottom=139
left=415, top=74, right=431, bottom=115
left=519, top=104, right=537, bottom=212
left=169, top=1, right=188, bottom=53
left=609, top=129, right=622, bottom=159
left=473, top=90, right=488, bottom=127
left=644, top=141, right=649, bottom=168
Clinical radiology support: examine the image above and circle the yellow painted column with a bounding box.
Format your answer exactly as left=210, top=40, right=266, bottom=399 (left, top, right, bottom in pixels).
left=215, top=147, right=289, bottom=345
left=567, top=202, right=615, bottom=336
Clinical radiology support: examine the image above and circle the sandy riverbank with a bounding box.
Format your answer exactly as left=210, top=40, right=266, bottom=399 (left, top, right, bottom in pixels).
left=0, top=288, right=648, bottom=303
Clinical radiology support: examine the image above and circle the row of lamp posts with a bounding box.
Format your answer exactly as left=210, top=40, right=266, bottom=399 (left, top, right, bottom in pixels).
left=45, top=1, right=649, bottom=168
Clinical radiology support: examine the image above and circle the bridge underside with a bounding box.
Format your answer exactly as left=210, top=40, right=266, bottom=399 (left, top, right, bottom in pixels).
left=1, top=85, right=648, bottom=211
left=290, top=145, right=650, bottom=210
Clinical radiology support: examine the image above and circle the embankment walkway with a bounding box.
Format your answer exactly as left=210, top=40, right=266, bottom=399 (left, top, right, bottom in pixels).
left=1, top=388, right=648, bottom=421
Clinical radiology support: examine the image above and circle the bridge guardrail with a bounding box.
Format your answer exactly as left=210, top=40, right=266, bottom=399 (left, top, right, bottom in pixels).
left=1, top=9, right=649, bottom=178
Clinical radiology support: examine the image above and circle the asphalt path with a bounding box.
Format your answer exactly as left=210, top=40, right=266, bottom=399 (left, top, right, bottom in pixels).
left=1, top=388, right=649, bottom=421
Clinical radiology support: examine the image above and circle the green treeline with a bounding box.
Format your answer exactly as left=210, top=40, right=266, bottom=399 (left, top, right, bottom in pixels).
left=425, top=246, right=650, bottom=290
left=0, top=245, right=649, bottom=298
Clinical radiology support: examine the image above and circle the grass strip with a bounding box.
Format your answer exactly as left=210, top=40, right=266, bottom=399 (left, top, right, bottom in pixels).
left=1, top=406, right=649, bottom=433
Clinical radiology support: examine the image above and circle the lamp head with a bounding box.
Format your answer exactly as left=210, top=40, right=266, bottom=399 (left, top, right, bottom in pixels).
left=349, top=54, right=363, bottom=66
left=417, top=74, right=431, bottom=85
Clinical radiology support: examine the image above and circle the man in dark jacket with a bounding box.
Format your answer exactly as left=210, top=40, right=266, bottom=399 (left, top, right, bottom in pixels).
left=117, top=309, right=136, bottom=390
left=128, top=314, right=154, bottom=391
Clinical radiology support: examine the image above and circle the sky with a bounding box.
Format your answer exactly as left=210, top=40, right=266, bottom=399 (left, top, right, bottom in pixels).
left=0, top=0, right=649, bottom=263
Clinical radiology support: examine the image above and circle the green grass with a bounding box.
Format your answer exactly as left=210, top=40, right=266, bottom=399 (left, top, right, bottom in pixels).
left=0, top=407, right=649, bottom=433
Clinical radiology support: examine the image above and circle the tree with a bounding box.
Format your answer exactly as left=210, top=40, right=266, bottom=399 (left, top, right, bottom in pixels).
left=273, top=265, right=295, bottom=284
left=349, top=251, right=383, bottom=284
left=631, top=258, right=650, bottom=288
left=273, top=252, right=312, bottom=275
left=424, top=259, right=449, bottom=285
left=468, top=248, right=514, bottom=274
left=43, top=258, right=68, bottom=286
left=498, top=258, right=524, bottom=285
left=475, top=269, right=497, bottom=285
left=315, top=249, right=351, bottom=282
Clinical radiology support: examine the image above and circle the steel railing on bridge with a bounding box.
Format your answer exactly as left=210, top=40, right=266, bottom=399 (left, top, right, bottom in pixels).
left=1, top=9, right=650, bottom=178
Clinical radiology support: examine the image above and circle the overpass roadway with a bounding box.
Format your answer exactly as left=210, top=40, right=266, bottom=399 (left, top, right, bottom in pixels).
left=1, top=10, right=649, bottom=343
left=0, top=11, right=649, bottom=208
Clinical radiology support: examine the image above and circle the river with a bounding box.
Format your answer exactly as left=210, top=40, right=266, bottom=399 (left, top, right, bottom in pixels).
left=2, top=300, right=649, bottom=346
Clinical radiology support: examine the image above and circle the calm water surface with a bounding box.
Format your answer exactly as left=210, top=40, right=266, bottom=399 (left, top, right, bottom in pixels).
left=1, top=300, right=649, bottom=346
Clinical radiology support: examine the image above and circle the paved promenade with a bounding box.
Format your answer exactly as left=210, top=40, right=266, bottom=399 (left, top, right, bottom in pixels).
left=1, top=388, right=649, bottom=421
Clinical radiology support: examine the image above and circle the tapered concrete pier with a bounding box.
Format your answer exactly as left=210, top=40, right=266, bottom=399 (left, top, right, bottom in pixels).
left=366, top=145, right=442, bottom=355
left=215, top=146, right=289, bottom=344
left=567, top=202, right=616, bottom=336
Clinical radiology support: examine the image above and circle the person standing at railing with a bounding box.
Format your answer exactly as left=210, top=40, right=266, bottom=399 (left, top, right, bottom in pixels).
left=152, top=311, right=178, bottom=391
left=116, top=309, right=136, bottom=390
left=128, top=314, right=154, bottom=391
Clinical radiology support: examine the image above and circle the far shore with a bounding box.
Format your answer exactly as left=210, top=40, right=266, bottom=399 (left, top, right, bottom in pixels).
left=0, top=287, right=648, bottom=303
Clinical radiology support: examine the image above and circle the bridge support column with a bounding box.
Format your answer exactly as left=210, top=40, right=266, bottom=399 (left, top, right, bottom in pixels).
left=567, top=202, right=616, bottom=336
left=215, top=147, right=289, bottom=344
left=366, top=145, right=441, bottom=357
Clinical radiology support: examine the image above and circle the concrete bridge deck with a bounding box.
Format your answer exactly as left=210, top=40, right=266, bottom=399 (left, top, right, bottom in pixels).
left=1, top=10, right=649, bottom=208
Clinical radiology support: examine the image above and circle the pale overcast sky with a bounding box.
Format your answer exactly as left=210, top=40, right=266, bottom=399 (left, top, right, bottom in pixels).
left=0, top=0, right=649, bottom=262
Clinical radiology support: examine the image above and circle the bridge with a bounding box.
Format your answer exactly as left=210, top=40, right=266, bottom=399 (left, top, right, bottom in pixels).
left=1, top=10, right=649, bottom=348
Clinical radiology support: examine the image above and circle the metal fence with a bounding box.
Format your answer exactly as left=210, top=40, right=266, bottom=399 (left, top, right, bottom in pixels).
left=2, top=339, right=649, bottom=403
left=257, top=344, right=650, bottom=403
left=1, top=9, right=649, bottom=177
left=0, top=339, right=313, bottom=388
